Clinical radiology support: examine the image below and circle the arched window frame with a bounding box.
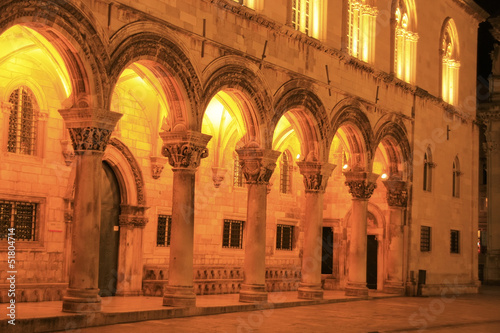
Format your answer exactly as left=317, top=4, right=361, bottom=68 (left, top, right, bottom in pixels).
left=452, top=156, right=461, bottom=198
left=280, top=150, right=293, bottom=194
left=423, top=147, right=435, bottom=192
left=440, top=18, right=460, bottom=105
left=346, top=0, right=378, bottom=63
left=6, top=86, right=39, bottom=156
left=392, top=0, right=418, bottom=83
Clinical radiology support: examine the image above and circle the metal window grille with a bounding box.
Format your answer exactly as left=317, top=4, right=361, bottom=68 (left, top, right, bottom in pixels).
left=233, top=158, right=243, bottom=187
left=420, top=226, right=431, bottom=252
left=276, top=224, right=294, bottom=250
left=450, top=230, right=460, bottom=253
left=222, top=219, right=244, bottom=249
left=8, top=87, right=38, bottom=155
left=0, top=200, right=37, bottom=241
left=280, top=152, right=292, bottom=194
left=156, top=214, right=172, bottom=247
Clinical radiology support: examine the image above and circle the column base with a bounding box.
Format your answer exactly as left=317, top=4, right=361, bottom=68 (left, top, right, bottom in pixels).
left=345, top=282, right=369, bottom=296
left=383, top=280, right=405, bottom=295
left=239, top=284, right=267, bottom=303
left=163, top=285, right=196, bottom=307
left=297, top=283, right=323, bottom=300
left=62, top=288, right=101, bottom=313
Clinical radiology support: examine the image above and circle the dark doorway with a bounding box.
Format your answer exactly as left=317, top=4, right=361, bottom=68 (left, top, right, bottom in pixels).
left=322, top=227, right=334, bottom=274
left=366, top=235, right=378, bottom=289
left=99, top=162, right=121, bottom=296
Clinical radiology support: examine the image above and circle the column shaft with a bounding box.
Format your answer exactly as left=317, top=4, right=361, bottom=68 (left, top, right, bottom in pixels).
left=346, top=198, right=369, bottom=295
left=384, top=207, right=405, bottom=294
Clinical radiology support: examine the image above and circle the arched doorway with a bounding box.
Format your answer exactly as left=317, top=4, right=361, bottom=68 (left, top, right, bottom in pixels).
left=99, top=162, right=121, bottom=296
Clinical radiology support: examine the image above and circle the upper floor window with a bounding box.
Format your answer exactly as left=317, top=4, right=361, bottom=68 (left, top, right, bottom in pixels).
left=0, top=200, right=38, bottom=241
left=440, top=18, right=460, bottom=105
left=280, top=151, right=292, bottom=194
left=290, top=0, right=323, bottom=38
left=346, top=0, right=377, bottom=62
left=423, top=147, right=433, bottom=192
left=393, top=0, right=418, bottom=83
left=232, top=0, right=255, bottom=8
left=452, top=156, right=461, bottom=198
left=7, top=86, right=38, bottom=155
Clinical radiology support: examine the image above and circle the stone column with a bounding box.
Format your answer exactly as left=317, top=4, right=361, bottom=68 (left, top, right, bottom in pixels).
left=237, top=147, right=280, bottom=303
left=161, top=130, right=211, bottom=307
left=382, top=178, right=408, bottom=295
left=296, top=162, right=335, bottom=299
left=59, top=108, right=122, bottom=312
left=116, top=205, right=149, bottom=296
left=343, top=171, right=378, bottom=296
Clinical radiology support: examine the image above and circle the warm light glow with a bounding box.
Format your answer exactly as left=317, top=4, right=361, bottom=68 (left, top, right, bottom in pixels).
left=296, top=154, right=301, bottom=160
left=394, top=2, right=417, bottom=84
left=291, top=0, right=323, bottom=38
left=347, top=1, right=377, bottom=62
left=343, top=164, right=349, bottom=170
left=441, top=20, right=460, bottom=105
left=381, top=173, right=388, bottom=179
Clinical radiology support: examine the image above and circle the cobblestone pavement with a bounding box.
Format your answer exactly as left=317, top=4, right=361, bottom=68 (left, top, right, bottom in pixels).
left=74, top=287, right=500, bottom=333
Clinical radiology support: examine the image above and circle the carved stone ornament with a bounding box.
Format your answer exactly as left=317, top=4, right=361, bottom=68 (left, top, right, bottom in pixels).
left=297, top=161, right=336, bottom=193
left=60, top=139, right=75, bottom=166
left=58, top=108, right=123, bottom=153
left=160, top=130, right=212, bottom=170
left=343, top=171, right=379, bottom=200
left=236, top=148, right=281, bottom=185
left=150, top=156, right=168, bottom=179
left=119, top=205, right=150, bottom=228
left=382, top=178, right=409, bottom=208
left=212, top=167, right=227, bottom=188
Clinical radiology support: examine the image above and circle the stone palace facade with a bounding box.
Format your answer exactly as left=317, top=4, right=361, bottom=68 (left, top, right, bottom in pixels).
left=0, top=0, right=486, bottom=311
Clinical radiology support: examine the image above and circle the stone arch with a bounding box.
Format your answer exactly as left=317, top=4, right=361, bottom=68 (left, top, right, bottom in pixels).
left=330, top=97, right=374, bottom=170
left=108, top=24, right=202, bottom=131
left=201, top=56, right=273, bottom=147
left=271, top=80, right=330, bottom=162
left=104, top=138, right=147, bottom=207
left=373, top=116, right=411, bottom=178
left=391, top=0, right=417, bottom=31
left=0, top=0, right=109, bottom=109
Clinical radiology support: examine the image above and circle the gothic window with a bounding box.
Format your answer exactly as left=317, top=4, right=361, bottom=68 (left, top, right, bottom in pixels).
left=233, top=155, right=244, bottom=188
left=280, top=151, right=292, bottom=194
left=440, top=19, right=460, bottom=105
left=156, top=214, right=172, bottom=247
left=393, top=0, right=417, bottom=83
left=7, top=86, right=38, bottom=155
left=423, top=148, right=433, bottom=192
left=420, top=226, right=431, bottom=252
left=291, top=0, right=323, bottom=38
left=452, top=157, right=461, bottom=198
left=450, top=229, right=460, bottom=254
left=0, top=200, right=38, bottom=241
left=276, top=224, right=294, bottom=251
left=346, top=0, right=377, bottom=62
left=222, top=219, right=244, bottom=249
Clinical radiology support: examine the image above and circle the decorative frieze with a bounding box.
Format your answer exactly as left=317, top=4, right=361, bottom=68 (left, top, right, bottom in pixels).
left=382, top=178, right=409, bottom=208
left=119, top=205, right=149, bottom=228
left=160, top=130, right=211, bottom=170
left=343, top=171, right=379, bottom=200
left=236, top=148, right=281, bottom=185
left=297, top=161, right=336, bottom=193
left=58, top=108, right=122, bottom=153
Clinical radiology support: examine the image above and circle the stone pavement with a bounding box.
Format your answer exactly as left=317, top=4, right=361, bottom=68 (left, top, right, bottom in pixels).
left=2, top=287, right=500, bottom=332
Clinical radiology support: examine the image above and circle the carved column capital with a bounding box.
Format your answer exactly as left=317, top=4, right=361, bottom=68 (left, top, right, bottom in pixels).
left=297, top=161, right=336, bottom=193
left=382, top=178, right=409, bottom=208
left=58, top=108, right=122, bottom=153
left=150, top=156, right=168, bottom=179
left=160, top=130, right=211, bottom=171
left=236, top=148, right=281, bottom=185
left=119, top=205, right=150, bottom=228
left=343, top=171, right=379, bottom=200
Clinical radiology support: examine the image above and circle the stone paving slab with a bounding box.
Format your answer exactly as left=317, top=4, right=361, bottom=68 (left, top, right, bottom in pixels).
left=0, top=290, right=397, bottom=332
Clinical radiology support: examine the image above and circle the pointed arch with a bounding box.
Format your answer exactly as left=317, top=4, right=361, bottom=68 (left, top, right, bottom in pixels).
left=391, top=0, right=418, bottom=83
left=109, top=25, right=202, bottom=131
left=0, top=0, right=109, bottom=109
left=440, top=18, right=460, bottom=105
left=272, top=80, right=330, bottom=162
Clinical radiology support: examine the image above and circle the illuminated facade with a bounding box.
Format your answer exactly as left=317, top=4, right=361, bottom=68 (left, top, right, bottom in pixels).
left=0, top=0, right=486, bottom=311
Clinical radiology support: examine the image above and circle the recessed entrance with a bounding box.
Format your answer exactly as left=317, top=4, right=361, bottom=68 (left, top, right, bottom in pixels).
left=99, top=162, right=121, bottom=296
left=366, top=234, right=378, bottom=289
left=321, top=227, right=334, bottom=274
